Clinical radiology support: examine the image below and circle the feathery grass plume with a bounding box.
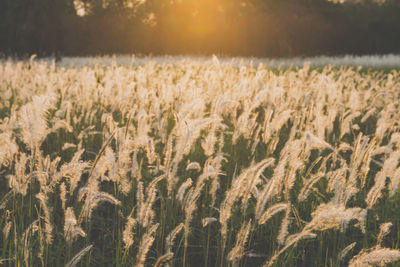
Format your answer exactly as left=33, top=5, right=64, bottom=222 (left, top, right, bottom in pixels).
left=138, top=175, right=165, bottom=227
left=168, top=117, right=216, bottom=194
left=60, top=182, right=67, bottom=211
left=202, top=217, right=218, bottom=227
left=165, top=223, right=184, bottom=254
left=22, top=219, right=39, bottom=266
left=176, top=178, right=192, bottom=203
left=2, top=219, right=12, bottom=241
left=91, top=147, right=117, bottom=183
left=340, top=111, right=362, bottom=139
left=35, top=153, right=62, bottom=194
left=0, top=190, right=14, bottom=210
left=154, top=252, right=174, bottom=267
left=375, top=109, right=396, bottom=141
left=65, top=245, right=93, bottom=267
left=209, top=147, right=226, bottom=206
left=122, top=216, right=137, bottom=250
left=78, top=177, right=121, bottom=221
left=361, top=108, right=376, bottom=123
left=55, top=148, right=89, bottom=193
left=347, top=134, right=376, bottom=190
left=241, top=158, right=275, bottom=212
left=7, top=153, right=30, bottom=196
left=258, top=203, right=288, bottom=225
left=162, top=133, right=174, bottom=173
left=50, top=118, right=73, bottom=133
left=183, top=184, right=206, bottom=261
left=201, top=116, right=224, bottom=156
left=263, top=109, right=292, bottom=144
left=36, top=192, right=53, bottom=244
left=277, top=205, right=292, bottom=245
left=326, top=166, right=349, bottom=204
left=339, top=242, right=357, bottom=261
left=220, top=158, right=275, bottom=242
left=0, top=131, right=18, bottom=167
left=201, top=129, right=217, bottom=156
left=145, top=137, right=157, bottom=164
left=114, top=128, right=134, bottom=194
left=366, top=151, right=400, bottom=208
left=137, top=185, right=156, bottom=228
left=232, top=109, right=258, bottom=144
left=266, top=231, right=317, bottom=267
left=255, top=149, right=290, bottom=220
left=64, top=207, right=86, bottom=246
left=79, top=190, right=121, bottom=221
left=376, top=222, right=392, bottom=247
left=298, top=172, right=325, bottom=202
left=186, top=161, right=201, bottom=171
left=304, top=203, right=367, bottom=233
left=18, top=95, right=55, bottom=150
left=136, top=223, right=159, bottom=267
left=88, top=129, right=116, bottom=179
left=349, top=248, right=400, bottom=267
left=304, top=131, right=333, bottom=150
left=227, top=219, right=252, bottom=266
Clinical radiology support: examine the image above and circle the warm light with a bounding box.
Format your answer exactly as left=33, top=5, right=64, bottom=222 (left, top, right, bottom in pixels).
left=173, top=0, right=225, bottom=37
left=73, top=0, right=86, bottom=17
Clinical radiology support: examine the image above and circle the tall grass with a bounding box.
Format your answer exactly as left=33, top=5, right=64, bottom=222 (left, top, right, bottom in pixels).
left=0, top=56, right=400, bottom=266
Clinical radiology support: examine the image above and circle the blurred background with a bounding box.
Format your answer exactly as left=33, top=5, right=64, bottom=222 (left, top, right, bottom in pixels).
left=1, top=0, right=400, bottom=57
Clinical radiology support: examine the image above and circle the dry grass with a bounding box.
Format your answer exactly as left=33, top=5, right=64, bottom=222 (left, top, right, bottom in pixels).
left=0, top=56, right=400, bottom=266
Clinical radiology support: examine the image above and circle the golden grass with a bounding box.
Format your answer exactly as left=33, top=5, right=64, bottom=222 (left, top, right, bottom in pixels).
left=0, top=57, right=400, bottom=266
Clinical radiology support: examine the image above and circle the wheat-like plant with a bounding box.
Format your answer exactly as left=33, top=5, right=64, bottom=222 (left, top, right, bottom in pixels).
left=1, top=56, right=400, bottom=266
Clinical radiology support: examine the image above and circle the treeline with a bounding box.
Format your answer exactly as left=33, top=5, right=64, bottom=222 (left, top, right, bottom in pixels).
left=1, top=0, right=400, bottom=57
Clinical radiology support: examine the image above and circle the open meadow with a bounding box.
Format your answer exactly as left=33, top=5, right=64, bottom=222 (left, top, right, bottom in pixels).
left=1, top=56, right=400, bottom=266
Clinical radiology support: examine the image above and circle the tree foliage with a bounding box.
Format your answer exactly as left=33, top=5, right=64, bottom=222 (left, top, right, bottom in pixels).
left=1, top=0, right=400, bottom=57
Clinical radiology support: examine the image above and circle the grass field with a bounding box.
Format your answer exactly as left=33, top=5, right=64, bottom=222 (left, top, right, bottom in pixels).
left=1, top=56, right=400, bottom=266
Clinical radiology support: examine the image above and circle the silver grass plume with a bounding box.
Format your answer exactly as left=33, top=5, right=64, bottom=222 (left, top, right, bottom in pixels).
left=2, top=218, right=12, bottom=241
left=376, top=222, right=392, bottom=247
left=298, top=172, right=325, bottom=202
left=366, top=151, right=400, bottom=208
left=338, top=242, right=357, bottom=261
left=186, top=161, right=201, bottom=172
left=65, top=245, right=93, bottom=267
left=0, top=131, right=18, bottom=167
left=176, top=178, right=193, bottom=203
left=22, top=220, right=39, bottom=266
left=7, top=153, right=30, bottom=196
left=55, top=149, right=89, bottom=193
left=266, top=231, right=316, bottom=267
left=78, top=177, right=121, bottom=222
left=137, top=174, right=165, bottom=227
left=60, top=182, right=67, bottom=211
left=227, top=220, right=252, bottom=266
left=304, top=203, right=367, bottom=234
left=277, top=205, right=291, bottom=245
left=349, top=248, right=400, bottom=267
left=36, top=192, right=53, bottom=244
left=202, top=217, right=218, bottom=227
left=220, top=158, right=274, bottom=245
left=18, top=95, right=55, bottom=150
left=258, top=203, right=288, bottom=225
left=154, top=252, right=174, bottom=267
left=136, top=223, right=159, bottom=267
left=64, top=207, right=86, bottom=247
left=165, top=223, right=184, bottom=254
left=122, top=216, right=137, bottom=250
